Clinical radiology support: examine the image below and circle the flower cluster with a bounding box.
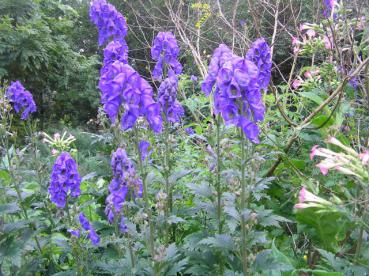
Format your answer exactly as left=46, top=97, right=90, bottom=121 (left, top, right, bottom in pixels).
left=202, top=40, right=272, bottom=143
left=151, top=32, right=182, bottom=80
left=49, top=152, right=81, bottom=208
left=102, top=40, right=129, bottom=70
left=311, top=137, right=369, bottom=181
left=201, top=44, right=234, bottom=96
left=246, top=38, right=272, bottom=91
left=158, top=73, right=184, bottom=123
left=79, top=213, right=100, bottom=245
left=5, top=81, right=36, bottom=120
left=294, top=187, right=332, bottom=209
left=105, top=148, right=143, bottom=233
left=89, top=0, right=128, bottom=46
left=99, top=61, right=163, bottom=132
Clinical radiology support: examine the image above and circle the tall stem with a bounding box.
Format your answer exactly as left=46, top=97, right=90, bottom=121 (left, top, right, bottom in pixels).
left=133, top=127, right=157, bottom=273
left=240, top=130, right=248, bottom=276
left=215, top=116, right=222, bottom=235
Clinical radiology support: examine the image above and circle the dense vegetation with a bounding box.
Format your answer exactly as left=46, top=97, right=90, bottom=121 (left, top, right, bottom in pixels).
left=1, top=0, right=369, bottom=275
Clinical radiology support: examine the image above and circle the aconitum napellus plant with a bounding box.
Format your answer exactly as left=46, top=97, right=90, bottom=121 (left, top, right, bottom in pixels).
left=79, top=213, right=100, bottom=245
left=89, top=0, right=128, bottom=46
left=151, top=31, right=183, bottom=80
left=99, top=61, right=163, bottom=132
left=49, top=152, right=81, bottom=208
left=202, top=39, right=272, bottom=143
left=5, top=81, right=37, bottom=120
left=105, top=148, right=143, bottom=232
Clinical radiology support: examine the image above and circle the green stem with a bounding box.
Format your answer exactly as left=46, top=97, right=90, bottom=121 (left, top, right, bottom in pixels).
left=216, top=116, right=222, bottom=235
left=240, top=130, right=248, bottom=276
left=133, top=127, right=157, bottom=274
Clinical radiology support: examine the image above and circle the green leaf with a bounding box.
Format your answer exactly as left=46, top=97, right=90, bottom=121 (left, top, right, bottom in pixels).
left=198, top=234, right=234, bottom=251
left=0, top=202, right=20, bottom=214
left=271, top=240, right=295, bottom=270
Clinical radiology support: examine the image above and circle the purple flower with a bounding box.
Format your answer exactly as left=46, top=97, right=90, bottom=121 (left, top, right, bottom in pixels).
left=79, top=213, right=100, bottom=245
left=201, top=44, right=234, bottom=96
left=246, top=38, right=272, bottom=90
left=151, top=32, right=182, bottom=80
left=202, top=39, right=272, bottom=143
left=48, top=152, right=81, bottom=208
left=190, top=75, right=198, bottom=82
left=105, top=148, right=142, bottom=233
left=158, top=74, right=184, bottom=123
left=139, top=140, right=151, bottom=161
left=103, top=40, right=129, bottom=69
left=68, top=229, right=80, bottom=238
left=99, top=61, right=163, bottom=132
left=89, top=0, right=128, bottom=46
left=185, top=127, right=195, bottom=135
left=323, top=0, right=337, bottom=18
left=5, top=81, right=36, bottom=120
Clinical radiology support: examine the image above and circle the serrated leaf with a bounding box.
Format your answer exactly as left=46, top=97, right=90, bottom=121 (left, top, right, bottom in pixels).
left=198, top=234, right=234, bottom=251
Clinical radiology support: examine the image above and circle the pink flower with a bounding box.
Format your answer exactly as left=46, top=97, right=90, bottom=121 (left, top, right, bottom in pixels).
left=292, top=79, right=302, bottom=90
left=292, top=36, right=300, bottom=45
left=51, top=149, right=59, bottom=156
left=310, top=145, right=319, bottom=160
left=54, top=133, right=61, bottom=140
left=304, top=71, right=312, bottom=79
left=316, top=159, right=338, bottom=175
left=323, top=36, right=333, bottom=50
left=294, top=187, right=331, bottom=209
left=359, top=151, right=369, bottom=165
left=299, top=23, right=309, bottom=32
left=306, top=29, right=316, bottom=38
left=326, top=136, right=358, bottom=156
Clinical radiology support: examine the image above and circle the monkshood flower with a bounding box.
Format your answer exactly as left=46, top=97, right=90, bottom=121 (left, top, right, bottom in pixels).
left=323, top=0, right=337, bottom=19
left=102, top=40, right=129, bottom=69
left=5, top=81, right=36, bottom=120
left=68, top=229, right=80, bottom=238
left=201, top=44, right=234, bottom=95
left=215, top=56, right=262, bottom=143
left=99, top=61, right=163, bottom=132
left=151, top=32, right=182, bottom=80
left=49, top=152, right=81, bottom=208
left=310, top=137, right=369, bottom=181
left=158, top=73, right=184, bottom=123
left=105, top=148, right=143, bottom=233
left=246, top=38, right=272, bottom=90
left=294, top=187, right=332, bottom=209
left=139, top=140, right=151, bottom=162
left=79, top=213, right=100, bottom=245
left=185, top=127, right=195, bottom=135
left=89, top=0, right=128, bottom=46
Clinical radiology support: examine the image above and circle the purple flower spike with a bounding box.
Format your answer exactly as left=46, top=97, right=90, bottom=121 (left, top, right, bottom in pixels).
left=246, top=38, right=272, bottom=91
left=5, top=81, right=37, bottom=120
left=49, top=152, right=81, bottom=208
left=202, top=38, right=272, bottom=144
left=89, top=0, right=128, bottom=46
left=151, top=32, right=182, bottom=80
left=98, top=61, right=163, bottom=132
left=105, top=148, right=142, bottom=233
left=79, top=213, right=100, bottom=245
left=201, top=44, right=234, bottom=96
left=158, top=74, right=184, bottom=123
left=103, top=40, right=129, bottom=69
